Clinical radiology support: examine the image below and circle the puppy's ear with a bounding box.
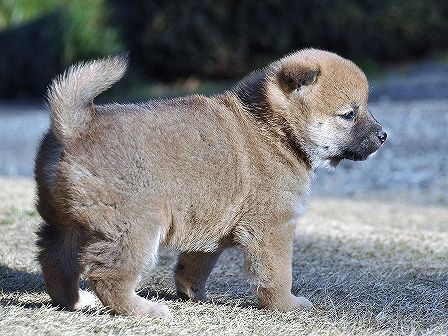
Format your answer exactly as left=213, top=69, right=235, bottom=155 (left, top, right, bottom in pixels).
left=278, top=65, right=321, bottom=94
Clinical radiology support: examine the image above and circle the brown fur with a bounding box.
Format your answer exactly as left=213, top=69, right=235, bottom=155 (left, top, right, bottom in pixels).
left=35, top=49, right=385, bottom=316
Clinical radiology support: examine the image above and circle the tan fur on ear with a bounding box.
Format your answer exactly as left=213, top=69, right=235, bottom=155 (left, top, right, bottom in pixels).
left=277, top=63, right=321, bottom=94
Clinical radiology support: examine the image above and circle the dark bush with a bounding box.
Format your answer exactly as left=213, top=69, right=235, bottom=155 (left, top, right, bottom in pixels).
left=109, top=0, right=448, bottom=80
left=0, top=11, right=64, bottom=99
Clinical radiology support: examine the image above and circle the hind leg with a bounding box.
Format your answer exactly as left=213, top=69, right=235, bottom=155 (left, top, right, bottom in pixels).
left=175, top=250, right=222, bottom=301
left=36, top=221, right=95, bottom=310
left=83, top=219, right=170, bottom=317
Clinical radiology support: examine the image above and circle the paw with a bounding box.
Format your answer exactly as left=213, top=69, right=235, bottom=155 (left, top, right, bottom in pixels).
left=259, top=293, right=314, bottom=311
left=73, top=289, right=98, bottom=310
left=143, top=302, right=172, bottom=319
left=131, top=296, right=172, bottom=319
left=292, top=295, right=313, bottom=310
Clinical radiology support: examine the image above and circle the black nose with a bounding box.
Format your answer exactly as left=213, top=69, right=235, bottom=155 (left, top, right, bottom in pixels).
left=378, top=131, right=387, bottom=143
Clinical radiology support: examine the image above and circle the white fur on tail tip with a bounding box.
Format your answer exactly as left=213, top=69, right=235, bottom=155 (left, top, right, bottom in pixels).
left=73, top=289, right=98, bottom=310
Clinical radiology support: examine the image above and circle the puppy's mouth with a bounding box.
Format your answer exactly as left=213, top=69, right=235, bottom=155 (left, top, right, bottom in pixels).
left=328, top=150, right=370, bottom=167
left=341, top=150, right=369, bottom=161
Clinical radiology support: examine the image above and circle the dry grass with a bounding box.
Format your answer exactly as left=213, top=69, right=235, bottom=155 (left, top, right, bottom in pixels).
left=0, top=177, right=447, bottom=335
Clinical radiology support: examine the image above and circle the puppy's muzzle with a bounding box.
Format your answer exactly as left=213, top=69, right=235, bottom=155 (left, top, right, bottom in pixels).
left=340, top=125, right=386, bottom=162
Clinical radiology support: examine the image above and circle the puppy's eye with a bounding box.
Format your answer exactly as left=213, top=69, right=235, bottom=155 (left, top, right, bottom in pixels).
left=340, top=110, right=356, bottom=120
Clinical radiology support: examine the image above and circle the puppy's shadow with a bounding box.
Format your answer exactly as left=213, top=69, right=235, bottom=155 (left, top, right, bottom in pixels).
left=0, top=264, right=89, bottom=294
left=142, top=236, right=448, bottom=321
left=0, top=264, right=90, bottom=310
left=0, top=264, right=44, bottom=294
left=137, top=288, right=179, bottom=302
left=2, top=233, right=447, bottom=323
left=136, top=286, right=257, bottom=310
left=0, top=263, right=208, bottom=313
left=0, top=265, right=48, bottom=309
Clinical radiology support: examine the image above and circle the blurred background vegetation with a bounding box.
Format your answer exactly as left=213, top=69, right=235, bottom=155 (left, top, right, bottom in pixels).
left=0, top=0, right=447, bottom=99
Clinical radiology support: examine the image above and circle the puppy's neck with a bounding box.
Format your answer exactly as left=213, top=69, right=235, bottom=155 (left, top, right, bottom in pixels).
left=230, top=70, right=313, bottom=170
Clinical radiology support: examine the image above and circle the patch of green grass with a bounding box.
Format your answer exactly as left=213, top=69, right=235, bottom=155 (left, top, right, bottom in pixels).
left=25, top=209, right=38, bottom=218
left=0, top=208, right=16, bottom=225
left=0, top=217, right=12, bottom=225
left=0, top=207, right=40, bottom=225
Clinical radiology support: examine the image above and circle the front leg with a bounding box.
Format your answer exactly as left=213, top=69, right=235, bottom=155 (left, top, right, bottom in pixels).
left=237, top=217, right=313, bottom=311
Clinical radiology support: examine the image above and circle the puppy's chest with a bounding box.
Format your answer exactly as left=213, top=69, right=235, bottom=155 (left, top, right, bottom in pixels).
left=278, top=177, right=312, bottom=222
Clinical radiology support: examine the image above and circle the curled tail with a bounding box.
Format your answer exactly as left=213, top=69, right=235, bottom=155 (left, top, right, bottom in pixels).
left=47, top=54, right=128, bottom=145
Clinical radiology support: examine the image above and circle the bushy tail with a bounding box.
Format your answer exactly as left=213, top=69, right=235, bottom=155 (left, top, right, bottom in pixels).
left=47, top=54, right=128, bottom=145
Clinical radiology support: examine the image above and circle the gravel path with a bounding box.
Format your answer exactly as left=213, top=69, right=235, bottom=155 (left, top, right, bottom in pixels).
left=0, top=104, right=48, bottom=176
left=314, top=99, right=448, bottom=204
left=370, top=61, right=448, bottom=102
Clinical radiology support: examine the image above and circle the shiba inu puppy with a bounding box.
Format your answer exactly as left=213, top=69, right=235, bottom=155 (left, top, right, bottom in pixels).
left=35, top=49, right=386, bottom=317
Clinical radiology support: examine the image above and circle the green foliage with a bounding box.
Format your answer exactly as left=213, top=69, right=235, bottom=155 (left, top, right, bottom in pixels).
left=60, top=0, right=121, bottom=63
left=0, top=0, right=58, bottom=29
left=0, top=0, right=121, bottom=98
left=0, top=0, right=121, bottom=64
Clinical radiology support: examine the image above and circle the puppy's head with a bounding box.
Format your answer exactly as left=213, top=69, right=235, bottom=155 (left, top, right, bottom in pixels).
left=266, top=49, right=386, bottom=168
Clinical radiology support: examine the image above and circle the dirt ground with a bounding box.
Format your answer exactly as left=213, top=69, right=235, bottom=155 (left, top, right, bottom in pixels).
left=0, top=178, right=447, bottom=336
